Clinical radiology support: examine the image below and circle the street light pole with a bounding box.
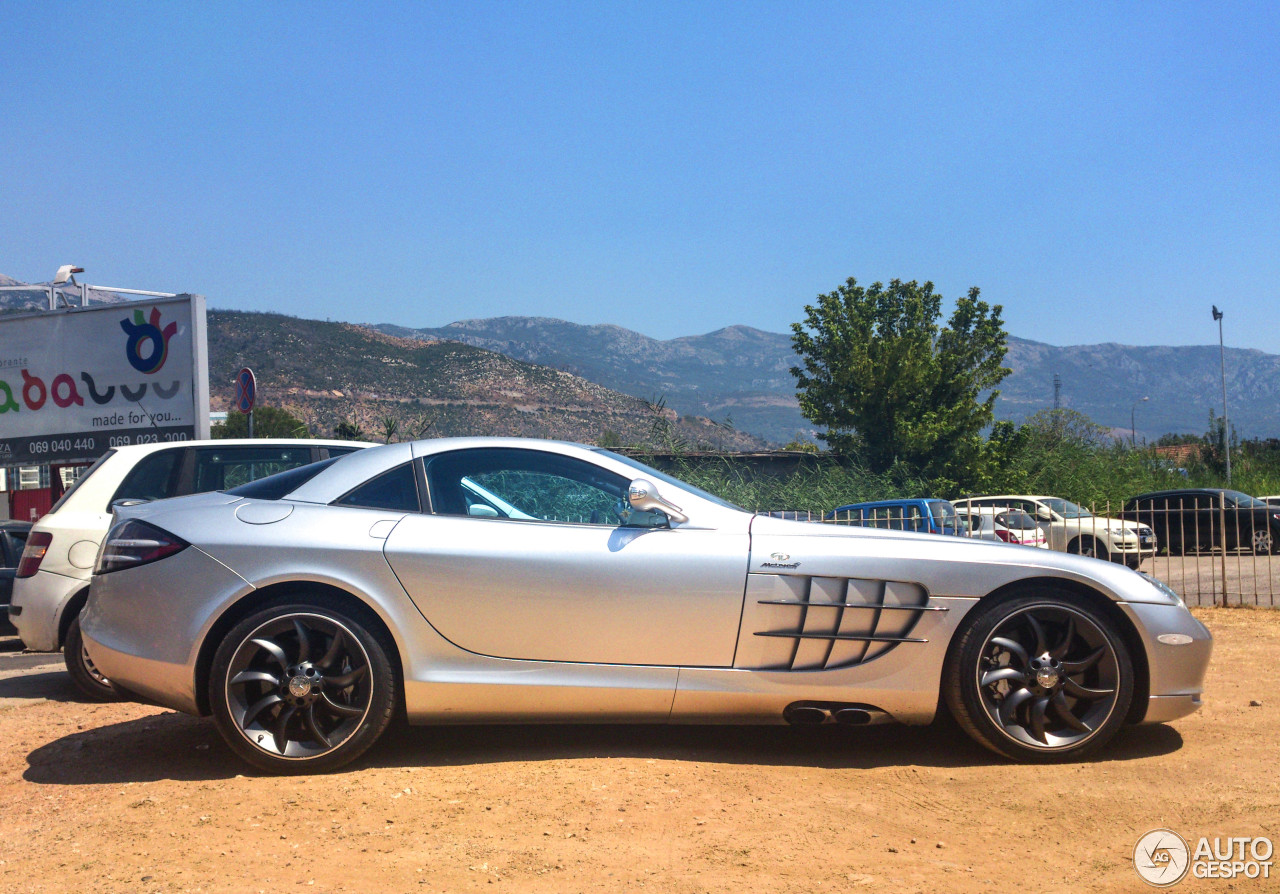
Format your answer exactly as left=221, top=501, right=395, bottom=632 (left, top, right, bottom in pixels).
left=1213, top=305, right=1230, bottom=485
left=1131, top=396, right=1148, bottom=447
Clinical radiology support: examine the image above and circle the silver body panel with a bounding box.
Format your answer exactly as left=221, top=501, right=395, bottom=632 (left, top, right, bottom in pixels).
left=82, top=437, right=1212, bottom=732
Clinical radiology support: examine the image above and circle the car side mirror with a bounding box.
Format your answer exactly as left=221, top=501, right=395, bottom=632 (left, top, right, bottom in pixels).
left=1036, top=509, right=1054, bottom=522
left=628, top=478, right=688, bottom=524
left=467, top=504, right=500, bottom=518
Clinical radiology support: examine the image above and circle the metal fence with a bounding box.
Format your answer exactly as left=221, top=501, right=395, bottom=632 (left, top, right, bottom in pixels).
left=758, top=495, right=1278, bottom=608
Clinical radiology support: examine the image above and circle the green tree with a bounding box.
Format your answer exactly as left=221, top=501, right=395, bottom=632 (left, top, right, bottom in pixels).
left=790, top=277, right=1010, bottom=485
left=212, top=405, right=310, bottom=439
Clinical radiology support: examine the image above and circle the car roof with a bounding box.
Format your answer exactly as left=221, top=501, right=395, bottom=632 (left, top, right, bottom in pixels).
left=103, top=437, right=370, bottom=458
left=832, top=498, right=939, bottom=511
left=958, top=494, right=1057, bottom=502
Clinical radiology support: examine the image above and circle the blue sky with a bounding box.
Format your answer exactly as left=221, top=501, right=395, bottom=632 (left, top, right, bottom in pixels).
left=3, top=2, right=1277, bottom=350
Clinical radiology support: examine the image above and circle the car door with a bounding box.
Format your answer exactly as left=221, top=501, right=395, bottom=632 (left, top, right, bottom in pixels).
left=383, top=447, right=751, bottom=667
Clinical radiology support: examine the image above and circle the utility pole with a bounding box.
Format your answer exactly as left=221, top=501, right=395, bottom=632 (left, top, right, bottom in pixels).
left=1213, top=305, right=1230, bottom=485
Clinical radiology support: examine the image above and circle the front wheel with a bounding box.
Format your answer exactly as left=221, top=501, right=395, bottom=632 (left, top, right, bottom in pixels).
left=209, top=599, right=398, bottom=774
left=944, top=591, right=1134, bottom=761
left=1068, top=537, right=1110, bottom=563
left=64, top=613, right=119, bottom=702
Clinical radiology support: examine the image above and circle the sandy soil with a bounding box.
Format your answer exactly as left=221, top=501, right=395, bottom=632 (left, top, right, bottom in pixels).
left=1, top=607, right=1276, bottom=894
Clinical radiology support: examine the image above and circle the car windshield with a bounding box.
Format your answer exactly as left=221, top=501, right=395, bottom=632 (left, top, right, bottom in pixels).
left=1224, top=490, right=1270, bottom=508
left=1040, top=498, right=1091, bottom=519
left=928, top=500, right=961, bottom=528
left=592, top=449, right=745, bottom=512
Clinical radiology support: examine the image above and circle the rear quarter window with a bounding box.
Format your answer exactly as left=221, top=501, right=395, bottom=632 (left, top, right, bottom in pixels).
left=109, top=449, right=183, bottom=508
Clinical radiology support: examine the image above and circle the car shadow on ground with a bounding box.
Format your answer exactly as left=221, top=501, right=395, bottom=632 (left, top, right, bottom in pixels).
left=0, top=670, right=87, bottom=704
left=24, top=711, right=1185, bottom=785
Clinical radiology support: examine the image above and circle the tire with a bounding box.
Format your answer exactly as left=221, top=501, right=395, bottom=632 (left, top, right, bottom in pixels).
left=943, top=589, right=1134, bottom=762
left=209, top=598, right=398, bottom=774
left=1251, top=528, right=1273, bottom=556
left=64, top=613, right=120, bottom=702
left=1067, top=537, right=1110, bottom=563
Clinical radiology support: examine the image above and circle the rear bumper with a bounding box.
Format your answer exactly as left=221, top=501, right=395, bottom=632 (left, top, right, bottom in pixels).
left=9, top=570, right=84, bottom=652
left=80, top=628, right=200, bottom=714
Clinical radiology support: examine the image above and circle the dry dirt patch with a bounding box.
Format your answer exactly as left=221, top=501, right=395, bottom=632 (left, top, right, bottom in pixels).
left=1, top=607, right=1276, bottom=893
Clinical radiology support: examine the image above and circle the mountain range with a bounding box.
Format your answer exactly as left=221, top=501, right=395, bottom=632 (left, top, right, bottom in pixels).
left=5, top=272, right=1277, bottom=445
left=377, top=317, right=1280, bottom=444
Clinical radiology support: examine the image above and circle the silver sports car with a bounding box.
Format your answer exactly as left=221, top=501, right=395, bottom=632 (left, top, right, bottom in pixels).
left=82, top=438, right=1212, bottom=773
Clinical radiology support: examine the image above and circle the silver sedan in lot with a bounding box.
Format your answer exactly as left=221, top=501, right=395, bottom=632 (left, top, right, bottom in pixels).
left=82, top=438, right=1212, bottom=773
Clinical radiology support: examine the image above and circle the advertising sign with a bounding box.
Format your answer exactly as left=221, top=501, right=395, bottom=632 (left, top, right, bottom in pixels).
left=0, top=295, right=210, bottom=464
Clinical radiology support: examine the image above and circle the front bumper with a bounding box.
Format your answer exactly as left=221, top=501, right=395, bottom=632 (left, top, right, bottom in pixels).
left=1118, top=601, right=1213, bottom=724
left=9, top=569, right=85, bottom=652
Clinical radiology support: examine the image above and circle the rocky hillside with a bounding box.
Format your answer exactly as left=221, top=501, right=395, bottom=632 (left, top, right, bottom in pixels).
left=208, top=311, right=767, bottom=449
left=376, top=317, right=808, bottom=443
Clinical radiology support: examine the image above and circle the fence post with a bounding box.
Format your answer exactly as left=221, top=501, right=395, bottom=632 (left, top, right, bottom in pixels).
left=1219, top=491, right=1228, bottom=607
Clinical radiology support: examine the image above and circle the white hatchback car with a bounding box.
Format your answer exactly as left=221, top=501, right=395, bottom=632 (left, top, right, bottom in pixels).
left=956, top=507, right=1050, bottom=549
left=10, top=438, right=367, bottom=698
left=953, top=495, right=1156, bottom=568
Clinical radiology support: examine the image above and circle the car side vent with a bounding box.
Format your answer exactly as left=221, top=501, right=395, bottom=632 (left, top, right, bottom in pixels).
left=751, top=576, right=943, bottom=670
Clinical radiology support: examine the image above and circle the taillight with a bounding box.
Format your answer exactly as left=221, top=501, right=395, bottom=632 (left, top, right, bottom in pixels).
left=94, top=519, right=188, bottom=575
left=16, top=531, right=53, bottom=578
left=994, top=530, right=1013, bottom=542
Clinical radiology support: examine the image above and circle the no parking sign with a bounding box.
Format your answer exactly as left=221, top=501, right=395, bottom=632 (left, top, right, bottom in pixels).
left=234, top=367, right=256, bottom=414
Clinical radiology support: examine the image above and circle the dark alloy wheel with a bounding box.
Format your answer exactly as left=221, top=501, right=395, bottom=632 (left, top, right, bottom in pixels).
left=64, top=613, right=119, bottom=702
left=209, top=600, right=397, bottom=773
left=944, top=591, right=1134, bottom=761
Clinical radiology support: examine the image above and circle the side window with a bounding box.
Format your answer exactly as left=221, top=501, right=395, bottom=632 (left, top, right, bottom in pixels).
left=907, top=505, right=924, bottom=532
left=335, top=463, right=421, bottom=512
left=109, top=449, right=183, bottom=507
left=425, top=448, right=654, bottom=527
left=191, top=446, right=315, bottom=493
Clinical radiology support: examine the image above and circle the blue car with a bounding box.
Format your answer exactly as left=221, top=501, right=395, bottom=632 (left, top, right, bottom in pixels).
left=826, top=498, right=966, bottom=536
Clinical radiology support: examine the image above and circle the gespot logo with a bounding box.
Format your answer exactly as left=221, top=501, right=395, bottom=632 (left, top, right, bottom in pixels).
left=120, top=306, right=178, bottom=374
left=1134, top=829, right=1274, bottom=885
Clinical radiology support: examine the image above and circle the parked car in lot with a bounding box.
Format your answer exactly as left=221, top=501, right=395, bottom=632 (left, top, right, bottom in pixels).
left=83, top=437, right=1211, bottom=772
left=826, top=498, right=966, bottom=536
left=1261, top=495, right=1280, bottom=508
left=1122, top=489, right=1280, bottom=556
left=956, top=507, right=1049, bottom=548
left=10, top=438, right=367, bottom=698
left=0, top=520, right=33, bottom=634
left=953, top=495, right=1155, bottom=568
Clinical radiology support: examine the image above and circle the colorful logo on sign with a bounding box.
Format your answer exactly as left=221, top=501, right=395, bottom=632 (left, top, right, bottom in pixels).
left=120, top=307, right=178, bottom=374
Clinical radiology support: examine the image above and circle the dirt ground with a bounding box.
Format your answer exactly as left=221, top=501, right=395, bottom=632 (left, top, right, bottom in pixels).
left=1, top=607, right=1276, bottom=894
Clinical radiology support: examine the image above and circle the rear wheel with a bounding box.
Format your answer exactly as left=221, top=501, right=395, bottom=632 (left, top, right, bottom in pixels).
left=944, top=590, right=1134, bottom=762
left=209, top=599, right=398, bottom=774
left=64, top=613, right=119, bottom=702
left=1251, top=528, right=1274, bottom=555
